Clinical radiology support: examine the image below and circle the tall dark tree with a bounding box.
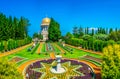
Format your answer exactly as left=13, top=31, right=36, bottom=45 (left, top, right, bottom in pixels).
left=48, top=18, right=61, bottom=41
left=105, top=28, right=108, bottom=34
left=109, top=28, right=113, bottom=34
left=85, top=27, right=87, bottom=34
left=13, top=17, right=18, bottom=39
left=0, top=13, right=30, bottom=40
left=78, top=26, right=84, bottom=38
left=91, top=28, right=94, bottom=35
left=73, top=26, right=79, bottom=38
left=86, top=27, right=89, bottom=34
left=115, top=27, right=118, bottom=32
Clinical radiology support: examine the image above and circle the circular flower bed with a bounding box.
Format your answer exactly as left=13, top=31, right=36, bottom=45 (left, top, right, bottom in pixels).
left=25, top=59, right=95, bottom=79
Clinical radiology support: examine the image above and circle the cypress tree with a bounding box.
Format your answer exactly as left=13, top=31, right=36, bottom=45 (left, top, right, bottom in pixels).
left=92, top=28, right=94, bottom=35
left=1, top=41, right=4, bottom=52
left=109, top=28, right=113, bottom=34
left=87, top=27, right=89, bottom=34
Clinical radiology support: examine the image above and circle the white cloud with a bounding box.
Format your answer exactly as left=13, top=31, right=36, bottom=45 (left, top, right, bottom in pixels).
left=89, top=27, right=98, bottom=31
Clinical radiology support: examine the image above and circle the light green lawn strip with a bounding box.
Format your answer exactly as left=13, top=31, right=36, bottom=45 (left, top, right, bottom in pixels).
left=63, top=49, right=87, bottom=59
left=80, top=58, right=101, bottom=67
left=41, top=43, right=46, bottom=53
left=41, top=43, right=45, bottom=52
left=65, top=45, right=101, bottom=58
left=56, top=43, right=69, bottom=54
left=17, top=58, right=29, bottom=66
left=2, top=42, right=101, bottom=67
left=2, top=45, right=32, bottom=60
left=35, top=43, right=40, bottom=54
left=3, top=44, right=49, bottom=66
left=52, top=43, right=61, bottom=54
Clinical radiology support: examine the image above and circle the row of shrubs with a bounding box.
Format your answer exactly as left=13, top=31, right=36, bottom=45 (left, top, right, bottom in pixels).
left=65, top=38, right=116, bottom=52
left=31, top=43, right=40, bottom=54
left=0, top=37, right=32, bottom=53
left=57, top=43, right=73, bottom=54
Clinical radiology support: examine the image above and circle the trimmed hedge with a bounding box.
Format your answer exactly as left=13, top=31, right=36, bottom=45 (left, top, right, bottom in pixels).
left=65, top=37, right=115, bottom=52
left=0, top=37, right=32, bottom=53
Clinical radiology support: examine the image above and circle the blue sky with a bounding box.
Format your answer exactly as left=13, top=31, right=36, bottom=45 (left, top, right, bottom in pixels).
left=0, top=0, right=120, bottom=36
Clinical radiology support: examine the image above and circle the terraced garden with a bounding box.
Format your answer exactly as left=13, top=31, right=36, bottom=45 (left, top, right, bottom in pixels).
left=0, top=42, right=102, bottom=79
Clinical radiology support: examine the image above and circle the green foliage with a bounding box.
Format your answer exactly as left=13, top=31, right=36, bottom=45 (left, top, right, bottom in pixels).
left=48, top=18, right=61, bottom=41
left=65, top=37, right=83, bottom=47
left=65, top=32, right=73, bottom=39
left=91, top=28, right=94, bottom=35
left=65, top=37, right=107, bottom=52
left=109, top=30, right=120, bottom=41
left=65, top=27, right=120, bottom=52
left=97, top=27, right=106, bottom=34
left=78, top=26, right=84, bottom=37
left=0, top=58, right=23, bottom=79
left=73, top=26, right=79, bottom=38
left=109, top=28, right=113, bottom=34
left=102, top=44, right=120, bottom=79
left=107, top=40, right=115, bottom=45
left=0, top=37, right=32, bottom=52
left=93, top=34, right=109, bottom=41
left=0, top=41, right=4, bottom=52
left=82, top=34, right=91, bottom=40
left=0, top=12, right=30, bottom=41
left=31, top=43, right=40, bottom=54
left=33, top=33, right=43, bottom=40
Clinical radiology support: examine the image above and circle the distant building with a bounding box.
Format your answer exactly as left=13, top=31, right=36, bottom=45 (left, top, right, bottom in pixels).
left=41, top=17, right=51, bottom=41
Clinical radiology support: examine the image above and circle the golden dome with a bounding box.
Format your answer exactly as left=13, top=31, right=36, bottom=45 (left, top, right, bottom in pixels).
left=41, top=17, right=50, bottom=26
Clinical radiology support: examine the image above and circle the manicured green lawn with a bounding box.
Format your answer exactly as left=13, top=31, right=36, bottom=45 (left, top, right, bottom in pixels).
left=2, top=42, right=102, bottom=67
left=52, top=43, right=61, bottom=54
left=4, top=45, right=49, bottom=66
left=62, top=48, right=101, bottom=59
left=41, top=43, right=46, bottom=52
left=64, top=45, right=101, bottom=58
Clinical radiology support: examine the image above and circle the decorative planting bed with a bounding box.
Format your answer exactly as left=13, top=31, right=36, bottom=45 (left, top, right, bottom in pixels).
left=57, top=43, right=73, bottom=54
left=80, top=55, right=102, bottom=66
left=9, top=56, right=25, bottom=63
left=25, top=59, right=95, bottom=79
left=83, top=55, right=102, bottom=63
left=46, top=43, right=54, bottom=51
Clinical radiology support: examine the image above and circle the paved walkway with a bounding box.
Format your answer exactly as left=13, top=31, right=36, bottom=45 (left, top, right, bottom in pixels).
left=0, top=43, right=32, bottom=57
left=66, top=44, right=102, bottom=55
left=18, top=58, right=42, bottom=73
